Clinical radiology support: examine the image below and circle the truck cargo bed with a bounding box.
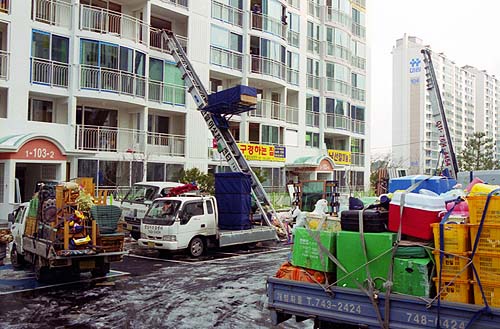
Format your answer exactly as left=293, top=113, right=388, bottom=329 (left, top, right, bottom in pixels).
left=267, top=277, right=500, bottom=329
left=218, top=226, right=276, bottom=247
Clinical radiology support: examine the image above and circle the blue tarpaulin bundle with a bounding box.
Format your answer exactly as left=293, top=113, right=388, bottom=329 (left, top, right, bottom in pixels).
left=205, top=85, right=257, bottom=115
left=215, top=172, right=252, bottom=230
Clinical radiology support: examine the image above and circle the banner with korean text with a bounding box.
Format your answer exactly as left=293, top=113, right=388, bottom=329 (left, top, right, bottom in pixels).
left=237, top=143, right=286, bottom=162
left=328, top=149, right=352, bottom=165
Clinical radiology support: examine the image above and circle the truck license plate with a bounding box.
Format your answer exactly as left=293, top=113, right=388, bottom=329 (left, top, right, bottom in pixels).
left=79, top=260, right=95, bottom=270
left=147, top=241, right=155, bottom=248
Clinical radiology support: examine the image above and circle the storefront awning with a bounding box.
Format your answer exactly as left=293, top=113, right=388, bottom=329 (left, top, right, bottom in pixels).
left=286, top=155, right=336, bottom=169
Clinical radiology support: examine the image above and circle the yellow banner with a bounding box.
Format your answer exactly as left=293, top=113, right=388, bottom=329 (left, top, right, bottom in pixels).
left=237, top=143, right=286, bottom=162
left=328, top=149, right=352, bottom=165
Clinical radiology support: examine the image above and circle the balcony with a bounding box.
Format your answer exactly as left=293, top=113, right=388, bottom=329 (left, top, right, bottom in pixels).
left=308, top=1, right=320, bottom=18
left=306, top=74, right=320, bottom=90
left=250, top=12, right=287, bottom=40
left=79, top=4, right=148, bottom=45
left=351, top=87, right=366, bottom=102
left=210, top=46, right=243, bottom=71
left=250, top=100, right=298, bottom=124
left=150, top=27, right=188, bottom=54
left=147, top=132, right=186, bottom=157
left=325, top=113, right=350, bottom=130
left=31, top=58, right=69, bottom=88
left=0, top=50, right=8, bottom=80
left=351, top=119, right=365, bottom=134
left=33, top=0, right=72, bottom=28
left=148, top=80, right=185, bottom=105
left=287, top=0, right=300, bottom=9
left=351, top=152, right=365, bottom=166
left=79, top=65, right=146, bottom=98
left=307, top=37, right=320, bottom=55
left=325, top=78, right=350, bottom=97
left=250, top=55, right=286, bottom=81
left=159, top=0, right=188, bottom=9
left=325, top=42, right=351, bottom=62
left=211, top=0, right=243, bottom=27
left=286, top=68, right=299, bottom=86
left=306, top=110, right=320, bottom=127
left=351, top=55, right=366, bottom=70
left=287, top=30, right=299, bottom=48
left=325, top=7, right=351, bottom=28
left=0, top=0, right=9, bottom=14
left=352, top=22, right=366, bottom=39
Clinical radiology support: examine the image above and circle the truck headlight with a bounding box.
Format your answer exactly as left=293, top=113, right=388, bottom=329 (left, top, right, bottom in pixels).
left=162, top=235, right=176, bottom=242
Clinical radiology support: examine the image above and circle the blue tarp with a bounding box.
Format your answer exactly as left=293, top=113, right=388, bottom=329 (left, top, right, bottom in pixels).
left=205, top=85, right=257, bottom=115
left=214, top=172, right=252, bottom=194
left=388, top=175, right=457, bottom=194
left=215, top=172, right=252, bottom=230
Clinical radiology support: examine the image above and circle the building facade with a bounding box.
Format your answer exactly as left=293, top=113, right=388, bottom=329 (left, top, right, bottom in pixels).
left=0, top=0, right=369, bottom=205
left=392, top=35, right=499, bottom=175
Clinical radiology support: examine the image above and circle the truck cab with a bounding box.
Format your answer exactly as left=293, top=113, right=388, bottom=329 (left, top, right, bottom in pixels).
left=8, top=202, right=29, bottom=267
left=121, top=181, right=184, bottom=240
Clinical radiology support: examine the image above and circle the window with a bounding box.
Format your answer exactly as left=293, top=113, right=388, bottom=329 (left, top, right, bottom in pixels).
left=326, top=98, right=335, bottom=113
left=32, top=30, right=69, bottom=63
left=28, top=99, right=53, bottom=123
left=134, top=51, right=145, bottom=76
left=288, top=12, right=299, bottom=32
left=351, top=105, right=365, bottom=120
left=326, top=62, right=350, bottom=82
left=306, top=95, right=319, bottom=112
left=149, top=58, right=163, bottom=81
left=307, top=58, right=319, bottom=76
left=351, top=138, right=365, bottom=153
left=206, top=200, right=214, bottom=214
left=306, top=132, right=320, bottom=148
left=307, top=21, right=319, bottom=40
left=287, top=51, right=299, bottom=70
left=180, top=201, right=204, bottom=225
left=261, top=125, right=279, bottom=144
left=211, top=25, right=242, bottom=52
left=352, top=73, right=365, bottom=89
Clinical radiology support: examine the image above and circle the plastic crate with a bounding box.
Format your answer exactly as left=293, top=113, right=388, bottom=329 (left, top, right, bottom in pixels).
left=433, top=251, right=471, bottom=280
left=472, top=280, right=500, bottom=307
left=433, top=277, right=472, bottom=304
left=24, top=216, right=38, bottom=237
left=432, top=223, right=470, bottom=253
left=469, top=224, right=500, bottom=253
left=467, top=195, right=500, bottom=225
left=471, top=253, right=500, bottom=282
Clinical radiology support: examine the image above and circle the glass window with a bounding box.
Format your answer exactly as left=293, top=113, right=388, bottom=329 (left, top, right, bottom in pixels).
left=287, top=51, right=299, bottom=69
left=147, top=163, right=165, bottom=181
left=32, top=31, right=50, bottom=59
left=261, top=125, right=279, bottom=144
left=206, top=200, right=214, bottom=214
left=119, top=46, right=133, bottom=72
left=135, top=51, right=145, bottom=76
left=335, top=99, right=345, bottom=115
left=77, top=159, right=98, bottom=181
left=29, top=99, right=53, bottom=122
left=164, top=62, right=185, bottom=104
left=326, top=98, right=335, bottom=113
left=230, top=33, right=242, bottom=52
left=51, top=35, right=69, bottom=63
left=306, top=132, right=319, bottom=147
left=149, top=58, right=163, bottom=81
left=288, top=12, right=299, bottom=32
left=306, top=95, right=319, bottom=112
left=80, top=39, right=99, bottom=66
left=180, top=201, right=204, bottom=225
left=100, top=43, right=118, bottom=69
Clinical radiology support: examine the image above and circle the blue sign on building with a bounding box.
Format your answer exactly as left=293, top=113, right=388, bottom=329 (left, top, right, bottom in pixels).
left=409, top=58, right=421, bottom=74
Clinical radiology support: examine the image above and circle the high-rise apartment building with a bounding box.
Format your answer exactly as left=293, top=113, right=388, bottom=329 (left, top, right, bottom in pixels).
left=392, top=35, right=499, bottom=175
left=0, top=0, right=368, bottom=206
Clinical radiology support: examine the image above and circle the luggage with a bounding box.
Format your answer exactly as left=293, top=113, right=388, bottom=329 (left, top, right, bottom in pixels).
left=340, top=209, right=388, bottom=232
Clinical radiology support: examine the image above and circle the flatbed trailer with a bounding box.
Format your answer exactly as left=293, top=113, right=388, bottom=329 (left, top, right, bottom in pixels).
left=267, top=277, right=500, bottom=329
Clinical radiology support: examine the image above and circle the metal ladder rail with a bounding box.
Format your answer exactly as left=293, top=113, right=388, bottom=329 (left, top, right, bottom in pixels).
left=162, top=31, right=287, bottom=238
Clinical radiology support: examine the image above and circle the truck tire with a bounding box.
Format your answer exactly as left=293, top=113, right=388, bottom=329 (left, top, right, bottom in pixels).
left=130, top=231, right=141, bottom=240
left=91, top=263, right=110, bottom=278
left=34, top=256, right=51, bottom=282
left=10, top=244, right=25, bottom=269
left=188, top=237, right=205, bottom=258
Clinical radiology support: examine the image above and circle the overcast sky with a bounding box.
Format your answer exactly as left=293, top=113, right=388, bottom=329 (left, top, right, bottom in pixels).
left=368, top=0, right=500, bottom=157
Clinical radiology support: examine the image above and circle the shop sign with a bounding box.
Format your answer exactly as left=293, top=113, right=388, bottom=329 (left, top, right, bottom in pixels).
left=237, top=143, right=286, bottom=162
left=328, top=149, right=351, bottom=165
left=0, top=139, right=66, bottom=160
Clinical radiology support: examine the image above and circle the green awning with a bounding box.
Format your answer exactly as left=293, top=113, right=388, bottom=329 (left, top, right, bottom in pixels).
left=287, top=155, right=335, bottom=168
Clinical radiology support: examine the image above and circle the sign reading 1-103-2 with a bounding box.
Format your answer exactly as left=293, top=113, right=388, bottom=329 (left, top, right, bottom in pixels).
left=25, top=147, right=56, bottom=159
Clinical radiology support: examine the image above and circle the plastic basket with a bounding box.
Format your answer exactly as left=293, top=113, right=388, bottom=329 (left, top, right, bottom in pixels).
left=467, top=195, right=500, bottom=225
left=469, top=224, right=500, bottom=253
left=471, top=252, right=500, bottom=282
left=472, top=280, right=500, bottom=307
left=433, top=277, right=472, bottom=304
left=433, top=251, right=471, bottom=280
left=432, top=223, right=469, bottom=253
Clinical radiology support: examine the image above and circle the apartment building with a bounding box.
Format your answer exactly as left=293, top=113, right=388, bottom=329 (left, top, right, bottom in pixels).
left=0, top=0, right=369, bottom=205
left=392, top=35, right=500, bottom=175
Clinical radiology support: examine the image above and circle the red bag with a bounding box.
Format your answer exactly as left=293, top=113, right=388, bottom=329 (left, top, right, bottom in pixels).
left=275, top=261, right=326, bottom=284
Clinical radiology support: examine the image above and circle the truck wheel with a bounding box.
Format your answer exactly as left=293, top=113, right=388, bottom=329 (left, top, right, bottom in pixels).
left=91, top=263, right=110, bottom=278
left=34, top=257, right=51, bottom=282
left=130, top=231, right=141, bottom=240
left=10, top=244, right=25, bottom=269
left=188, top=237, right=205, bottom=258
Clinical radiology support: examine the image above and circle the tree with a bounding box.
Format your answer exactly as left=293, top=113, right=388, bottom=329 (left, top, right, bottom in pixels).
left=180, top=168, right=214, bottom=195
left=457, top=132, right=499, bottom=171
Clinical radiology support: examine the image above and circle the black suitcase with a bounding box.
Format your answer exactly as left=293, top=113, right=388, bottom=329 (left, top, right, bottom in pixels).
left=340, top=209, right=388, bottom=232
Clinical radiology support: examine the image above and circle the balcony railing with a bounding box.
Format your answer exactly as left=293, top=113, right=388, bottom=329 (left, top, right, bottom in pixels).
left=326, top=113, right=350, bottom=130
left=325, top=7, right=351, bottom=28
left=306, top=74, right=320, bottom=90
left=287, top=68, right=299, bottom=86
left=249, top=100, right=299, bottom=125
left=211, top=0, right=243, bottom=27
left=147, top=132, right=185, bottom=157
left=307, top=37, right=320, bottom=55
left=352, top=119, right=366, bottom=134
left=306, top=110, right=320, bottom=127
left=80, top=4, right=148, bottom=45
left=250, top=55, right=286, bottom=81
left=79, top=65, right=146, bottom=98
left=325, top=42, right=351, bottom=62
left=148, top=80, right=186, bottom=105
left=352, top=22, right=366, bottom=39
left=0, top=50, right=9, bottom=80
left=351, top=87, right=366, bottom=102
left=150, top=27, right=188, bottom=54
left=351, top=55, right=366, bottom=70
left=250, top=12, right=287, bottom=40
left=31, top=58, right=69, bottom=88
left=287, top=0, right=300, bottom=9
left=325, top=78, right=350, bottom=96
left=159, top=0, right=188, bottom=9
left=308, top=1, right=320, bottom=18
left=286, top=105, right=299, bottom=124
left=76, top=125, right=122, bottom=152
left=351, top=152, right=365, bottom=166
left=210, top=46, right=243, bottom=71
left=287, top=30, right=299, bottom=48
left=33, top=0, right=72, bottom=28
left=0, top=0, right=9, bottom=14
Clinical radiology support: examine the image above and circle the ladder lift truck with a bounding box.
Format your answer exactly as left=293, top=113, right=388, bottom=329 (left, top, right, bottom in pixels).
left=265, top=49, right=500, bottom=328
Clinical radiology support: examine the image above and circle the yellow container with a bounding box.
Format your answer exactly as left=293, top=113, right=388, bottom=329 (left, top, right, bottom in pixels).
left=469, top=224, right=500, bottom=253
left=471, top=253, right=500, bottom=282
left=472, top=280, right=500, bottom=307
left=432, top=223, right=470, bottom=253
left=467, top=196, right=500, bottom=225
left=433, top=251, right=471, bottom=280
left=433, top=278, right=472, bottom=304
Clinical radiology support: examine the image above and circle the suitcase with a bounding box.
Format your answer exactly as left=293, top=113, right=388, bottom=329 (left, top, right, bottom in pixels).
left=340, top=209, right=388, bottom=232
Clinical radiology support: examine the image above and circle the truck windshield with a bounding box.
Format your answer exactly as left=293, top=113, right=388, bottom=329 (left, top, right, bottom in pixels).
left=143, top=200, right=181, bottom=225
left=123, top=185, right=159, bottom=203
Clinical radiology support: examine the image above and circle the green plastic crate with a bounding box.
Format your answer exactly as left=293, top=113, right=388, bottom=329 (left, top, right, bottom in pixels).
left=28, top=197, right=39, bottom=218
left=393, top=257, right=432, bottom=297
left=336, top=231, right=396, bottom=290
left=292, top=227, right=336, bottom=272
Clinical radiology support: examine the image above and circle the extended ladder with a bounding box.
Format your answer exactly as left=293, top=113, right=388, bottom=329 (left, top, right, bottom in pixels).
left=161, top=31, right=287, bottom=239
